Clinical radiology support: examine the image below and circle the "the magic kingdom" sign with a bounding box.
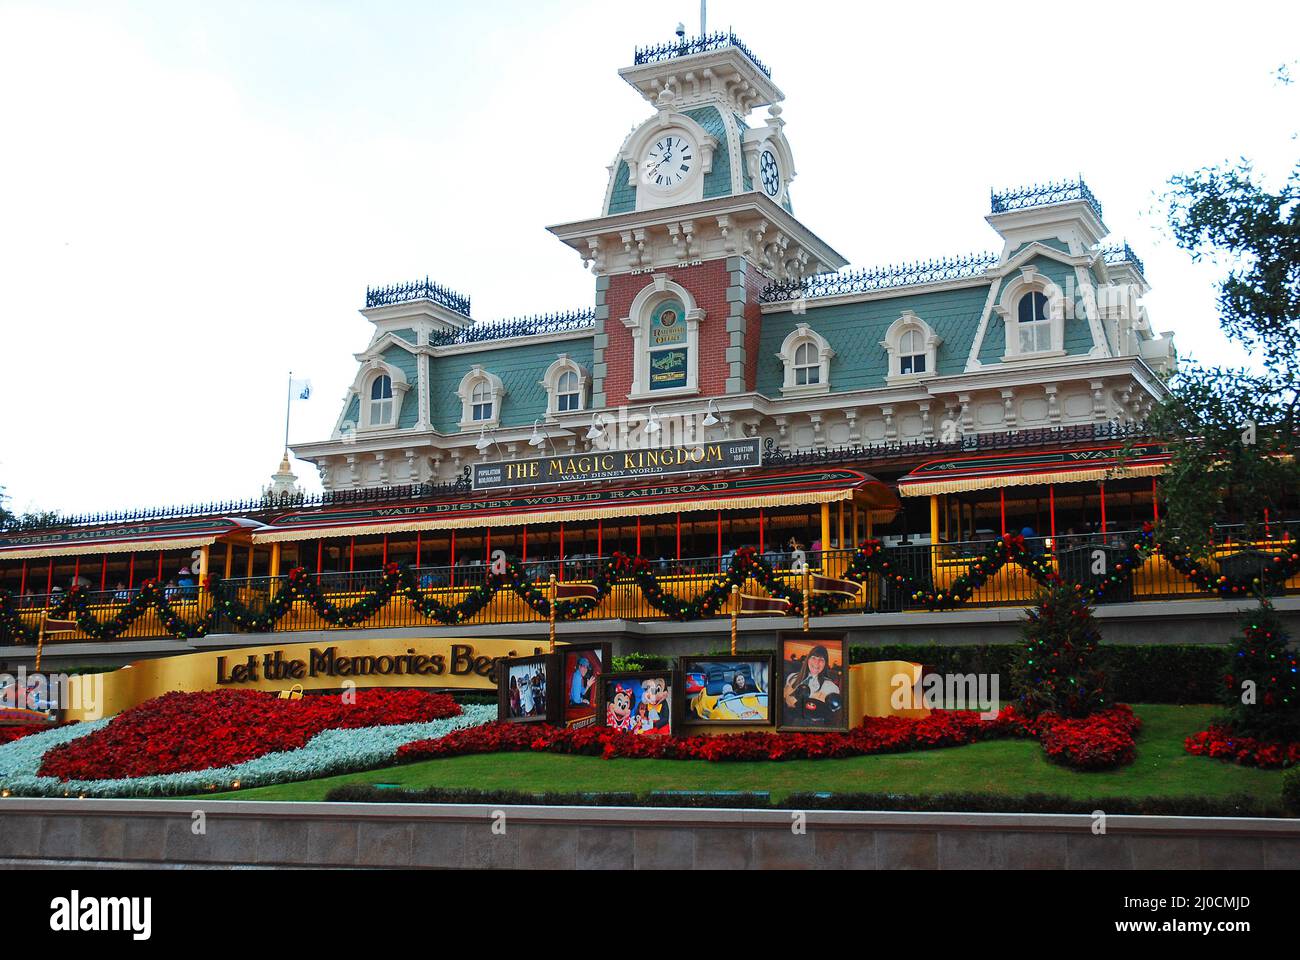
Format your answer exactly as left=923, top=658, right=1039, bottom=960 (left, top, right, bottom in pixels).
left=471, top=438, right=762, bottom=491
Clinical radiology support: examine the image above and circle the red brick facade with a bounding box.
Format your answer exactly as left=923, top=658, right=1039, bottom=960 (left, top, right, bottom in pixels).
left=603, top=259, right=761, bottom=406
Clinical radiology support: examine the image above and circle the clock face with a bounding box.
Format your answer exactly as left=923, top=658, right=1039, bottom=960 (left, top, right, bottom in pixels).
left=760, top=149, right=780, bottom=197
left=642, top=134, right=695, bottom=190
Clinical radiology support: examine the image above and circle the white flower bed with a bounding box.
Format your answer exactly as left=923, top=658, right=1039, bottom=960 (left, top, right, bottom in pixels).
left=0, top=703, right=496, bottom=798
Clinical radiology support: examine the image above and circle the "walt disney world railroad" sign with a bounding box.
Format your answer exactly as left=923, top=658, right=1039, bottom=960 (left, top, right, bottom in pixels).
left=471, top=438, right=762, bottom=491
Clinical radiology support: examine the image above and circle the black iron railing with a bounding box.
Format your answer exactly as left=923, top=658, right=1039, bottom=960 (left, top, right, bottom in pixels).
left=633, top=31, right=772, bottom=79
left=1102, top=241, right=1146, bottom=278
left=990, top=177, right=1104, bottom=221
left=429, top=308, right=596, bottom=347
left=365, top=277, right=472, bottom=315
left=759, top=252, right=1000, bottom=304
left=760, top=421, right=1152, bottom=467
left=0, top=475, right=472, bottom=532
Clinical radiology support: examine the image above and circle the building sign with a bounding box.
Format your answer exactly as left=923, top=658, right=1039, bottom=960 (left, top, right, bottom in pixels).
left=259, top=466, right=866, bottom=537
left=472, top=438, right=762, bottom=490
left=649, top=347, right=689, bottom=390
left=649, top=299, right=687, bottom=346
left=0, top=516, right=247, bottom=552
left=58, top=637, right=543, bottom=722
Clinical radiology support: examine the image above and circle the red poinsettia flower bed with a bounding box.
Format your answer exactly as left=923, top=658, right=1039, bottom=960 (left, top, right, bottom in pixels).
left=398, top=705, right=1140, bottom=770
left=1027, top=706, right=1141, bottom=771
left=1185, top=724, right=1300, bottom=769
left=398, top=711, right=993, bottom=763
left=38, top=689, right=460, bottom=781
left=0, top=724, right=64, bottom=746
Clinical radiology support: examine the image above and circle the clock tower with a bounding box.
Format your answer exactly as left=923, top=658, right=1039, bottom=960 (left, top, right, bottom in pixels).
left=547, top=32, right=846, bottom=408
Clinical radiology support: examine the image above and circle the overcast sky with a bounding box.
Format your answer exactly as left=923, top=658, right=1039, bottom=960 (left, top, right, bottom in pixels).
left=1, top=0, right=1296, bottom=516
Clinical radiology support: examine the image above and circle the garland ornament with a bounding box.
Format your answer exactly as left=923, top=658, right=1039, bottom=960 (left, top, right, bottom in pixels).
left=1, top=523, right=1296, bottom=642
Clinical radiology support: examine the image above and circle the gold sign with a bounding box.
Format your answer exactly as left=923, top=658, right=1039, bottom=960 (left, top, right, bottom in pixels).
left=472, top=438, right=762, bottom=490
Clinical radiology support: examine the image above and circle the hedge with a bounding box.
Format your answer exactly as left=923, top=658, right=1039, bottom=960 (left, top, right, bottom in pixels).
left=614, top=644, right=1232, bottom=704
left=325, top=783, right=1288, bottom=818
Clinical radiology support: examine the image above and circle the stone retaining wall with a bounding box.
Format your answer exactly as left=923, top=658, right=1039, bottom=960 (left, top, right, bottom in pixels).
left=0, top=799, right=1296, bottom=870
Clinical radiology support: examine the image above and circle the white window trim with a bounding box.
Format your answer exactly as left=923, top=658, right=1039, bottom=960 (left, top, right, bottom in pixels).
left=540, top=354, right=590, bottom=421
left=457, top=365, right=506, bottom=431
left=777, top=322, right=834, bottom=396
left=351, top=359, right=411, bottom=433
left=621, top=275, right=706, bottom=401
left=994, top=267, right=1068, bottom=362
left=880, top=311, right=942, bottom=385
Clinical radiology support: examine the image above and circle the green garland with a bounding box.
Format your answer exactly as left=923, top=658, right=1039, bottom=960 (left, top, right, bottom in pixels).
left=2, top=527, right=1296, bottom=643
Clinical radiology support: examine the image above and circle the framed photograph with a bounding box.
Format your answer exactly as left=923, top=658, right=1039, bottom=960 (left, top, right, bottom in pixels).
left=558, top=642, right=612, bottom=729
left=777, top=633, right=849, bottom=732
left=597, top=670, right=677, bottom=737
left=678, top=655, right=775, bottom=726
left=496, top=654, right=559, bottom=724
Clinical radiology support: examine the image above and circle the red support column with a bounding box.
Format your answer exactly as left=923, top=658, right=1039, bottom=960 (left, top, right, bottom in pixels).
left=316, top=540, right=323, bottom=584
left=450, top=531, right=456, bottom=587
left=521, top=526, right=527, bottom=563
left=20, top=560, right=28, bottom=597
left=676, top=513, right=681, bottom=561
left=157, top=552, right=164, bottom=580
left=73, top=557, right=80, bottom=585
left=559, top=524, right=565, bottom=582
left=1099, top=481, right=1108, bottom=534
left=485, top=528, right=491, bottom=562
left=636, top=517, right=641, bottom=556
left=999, top=490, right=1006, bottom=536
left=716, top=510, right=723, bottom=572
left=100, top=555, right=107, bottom=592
left=759, top=509, right=765, bottom=555
left=45, top=558, right=53, bottom=598
left=382, top=535, right=388, bottom=566
left=349, top=538, right=355, bottom=572
left=128, top=554, right=135, bottom=590
left=416, top=531, right=422, bottom=567
left=1152, top=477, right=1159, bottom=523
left=596, top=520, right=603, bottom=558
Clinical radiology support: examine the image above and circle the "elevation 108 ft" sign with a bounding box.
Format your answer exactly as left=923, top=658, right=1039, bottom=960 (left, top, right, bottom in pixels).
left=471, top=438, right=762, bottom=490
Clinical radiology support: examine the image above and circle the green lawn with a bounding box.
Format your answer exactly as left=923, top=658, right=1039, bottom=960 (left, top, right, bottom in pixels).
left=198, top=704, right=1284, bottom=804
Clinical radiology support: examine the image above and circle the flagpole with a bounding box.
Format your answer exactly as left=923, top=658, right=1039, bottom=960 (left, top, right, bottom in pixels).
left=283, top=370, right=294, bottom=457
left=548, top=574, right=557, bottom=653
left=730, top=584, right=739, bottom=656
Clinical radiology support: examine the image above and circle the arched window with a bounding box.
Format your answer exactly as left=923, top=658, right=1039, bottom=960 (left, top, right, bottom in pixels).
left=369, top=375, right=393, bottom=425
left=793, top=341, right=820, bottom=385
left=557, top=370, right=580, bottom=411
left=457, top=366, right=505, bottom=430
left=881, top=311, right=941, bottom=384
left=778, top=324, right=834, bottom=396
left=621, top=279, right=705, bottom=400
left=1017, top=292, right=1051, bottom=354
left=899, top=328, right=926, bottom=375
left=470, top=380, right=493, bottom=422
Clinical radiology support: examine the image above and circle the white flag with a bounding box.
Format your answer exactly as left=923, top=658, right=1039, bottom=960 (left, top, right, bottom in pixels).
left=289, top=378, right=312, bottom=401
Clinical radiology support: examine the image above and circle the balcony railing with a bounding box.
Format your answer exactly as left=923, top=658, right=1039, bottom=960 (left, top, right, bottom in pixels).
left=990, top=177, right=1104, bottom=221
left=633, top=31, right=772, bottom=78
left=7, top=528, right=1297, bottom=646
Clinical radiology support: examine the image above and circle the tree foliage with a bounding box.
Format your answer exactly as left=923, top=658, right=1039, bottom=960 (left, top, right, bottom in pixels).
left=1151, top=157, right=1299, bottom=553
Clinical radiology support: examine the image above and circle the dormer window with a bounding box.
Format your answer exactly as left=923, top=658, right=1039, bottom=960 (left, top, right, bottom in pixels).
left=778, top=323, right=834, bottom=396
left=457, top=366, right=505, bottom=431
left=470, top=381, right=493, bottom=422
left=1017, top=292, right=1052, bottom=354
left=898, top=329, right=926, bottom=375
left=369, top=375, right=394, bottom=425
left=557, top=371, right=580, bottom=411
left=541, top=354, right=590, bottom=419
left=793, top=341, right=820, bottom=385
left=882, top=311, right=941, bottom=384
left=995, top=268, right=1067, bottom=361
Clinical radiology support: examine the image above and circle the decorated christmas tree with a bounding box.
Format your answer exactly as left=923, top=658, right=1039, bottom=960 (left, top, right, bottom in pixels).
left=1222, top=599, right=1300, bottom=740
left=1012, top=582, right=1109, bottom=719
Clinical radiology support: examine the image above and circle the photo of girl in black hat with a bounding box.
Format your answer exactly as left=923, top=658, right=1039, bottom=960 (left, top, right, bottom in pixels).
left=779, top=636, right=847, bottom=730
